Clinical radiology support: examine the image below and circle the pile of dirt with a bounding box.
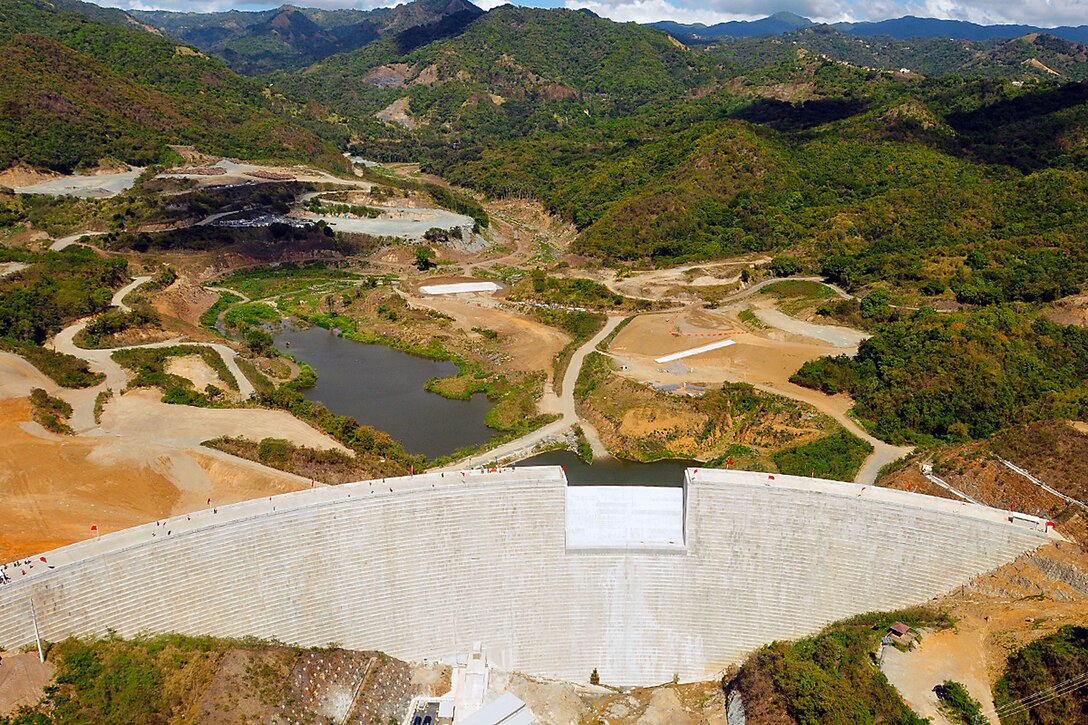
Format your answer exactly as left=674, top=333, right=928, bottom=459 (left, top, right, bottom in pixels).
left=0, top=166, right=57, bottom=188
left=497, top=672, right=725, bottom=725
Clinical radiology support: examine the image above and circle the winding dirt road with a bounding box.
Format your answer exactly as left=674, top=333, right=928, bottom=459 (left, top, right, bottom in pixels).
left=436, top=316, right=623, bottom=470
left=50, top=276, right=257, bottom=431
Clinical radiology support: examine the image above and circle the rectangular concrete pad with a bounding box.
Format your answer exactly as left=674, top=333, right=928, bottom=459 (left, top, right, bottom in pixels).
left=419, top=282, right=500, bottom=295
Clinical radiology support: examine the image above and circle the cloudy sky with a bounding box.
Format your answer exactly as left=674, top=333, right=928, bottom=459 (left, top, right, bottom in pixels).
left=90, top=0, right=1088, bottom=28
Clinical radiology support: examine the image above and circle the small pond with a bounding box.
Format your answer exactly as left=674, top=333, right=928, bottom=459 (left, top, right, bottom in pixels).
left=274, top=324, right=494, bottom=458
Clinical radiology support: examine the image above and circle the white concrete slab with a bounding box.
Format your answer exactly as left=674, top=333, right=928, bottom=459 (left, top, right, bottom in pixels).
left=419, top=282, right=500, bottom=295
left=566, top=486, right=684, bottom=549
left=654, top=339, right=736, bottom=364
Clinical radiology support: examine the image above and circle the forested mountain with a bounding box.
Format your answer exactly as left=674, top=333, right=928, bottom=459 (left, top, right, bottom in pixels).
left=7, top=0, right=1088, bottom=306
left=0, top=0, right=345, bottom=172
left=262, top=4, right=1088, bottom=289
left=274, top=5, right=705, bottom=140
left=651, top=11, right=812, bottom=41
left=711, top=28, right=1088, bottom=80
left=132, top=0, right=483, bottom=75
left=653, top=13, right=1088, bottom=44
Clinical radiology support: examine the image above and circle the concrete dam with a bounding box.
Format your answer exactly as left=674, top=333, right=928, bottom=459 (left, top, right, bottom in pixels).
left=0, top=467, right=1053, bottom=685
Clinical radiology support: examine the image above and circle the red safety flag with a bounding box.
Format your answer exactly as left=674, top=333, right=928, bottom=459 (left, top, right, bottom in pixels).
left=39, top=556, right=47, bottom=563
left=207, top=497, right=211, bottom=505
left=311, top=479, right=315, bottom=488
left=768, top=475, right=775, bottom=480
left=727, top=459, right=732, bottom=466
left=90, top=524, right=98, bottom=531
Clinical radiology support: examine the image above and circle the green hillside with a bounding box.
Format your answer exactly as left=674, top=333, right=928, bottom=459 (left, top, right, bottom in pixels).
left=709, top=28, right=1088, bottom=81
left=0, top=0, right=345, bottom=173
left=277, top=6, right=707, bottom=140
left=263, top=9, right=1088, bottom=293
left=133, top=0, right=484, bottom=75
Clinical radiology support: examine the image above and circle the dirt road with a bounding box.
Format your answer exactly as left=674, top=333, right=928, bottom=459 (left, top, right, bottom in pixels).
left=437, top=316, right=623, bottom=470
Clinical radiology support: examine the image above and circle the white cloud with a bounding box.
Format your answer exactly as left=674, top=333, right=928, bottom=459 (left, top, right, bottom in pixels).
left=908, top=0, right=1088, bottom=27
left=562, top=0, right=857, bottom=24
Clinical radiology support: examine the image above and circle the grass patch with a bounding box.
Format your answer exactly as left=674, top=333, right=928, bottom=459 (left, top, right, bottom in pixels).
left=206, top=436, right=378, bottom=484
left=215, top=264, right=361, bottom=300
left=112, top=345, right=239, bottom=406
left=762, top=280, right=838, bottom=316
left=935, top=680, right=986, bottom=725
left=30, top=387, right=73, bottom=434
left=738, top=308, right=767, bottom=329
left=199, top=291, right=242, bottom=330
left=74, top=308, right=162, bottom=349
left=761, top=280, right=837, bottom=300
left=529, top=308, right=606, bottom=396
left=771, top=430, right=873, bottom=482
left=236, top=358, right=275, bottom=396
left=1, top=339, right=104, bottom=388
left=223, top=303, right=280, bottom=330
left=17, top=633, right=229, bottom=724
left=572, top=425, right=593, bottom=464
left=93, top=389, right=112, bottom=424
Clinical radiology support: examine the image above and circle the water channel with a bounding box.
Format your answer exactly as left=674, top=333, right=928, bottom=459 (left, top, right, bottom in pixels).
left=273, top=324, right=494, bottom=459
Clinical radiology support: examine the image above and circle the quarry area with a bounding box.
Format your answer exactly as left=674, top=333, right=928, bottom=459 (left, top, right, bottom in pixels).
left=3, top=155, right=1088, bottom=725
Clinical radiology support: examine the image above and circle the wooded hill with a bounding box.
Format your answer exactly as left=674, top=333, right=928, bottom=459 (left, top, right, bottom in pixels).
left=132, top=0, right=483, bottom=75
left=0, top=0, right=345, bottom=173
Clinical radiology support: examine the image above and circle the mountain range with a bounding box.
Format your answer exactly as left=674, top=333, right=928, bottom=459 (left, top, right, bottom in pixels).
left=651, top=11, right=1088, bottom=45
left=131, top=0, right=482, bottom=75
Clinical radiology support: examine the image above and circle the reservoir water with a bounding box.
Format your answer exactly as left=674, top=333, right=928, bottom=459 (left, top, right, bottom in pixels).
left=520, top=450, right=695, bottom=486
left=274, top=324, right=494, bottom=458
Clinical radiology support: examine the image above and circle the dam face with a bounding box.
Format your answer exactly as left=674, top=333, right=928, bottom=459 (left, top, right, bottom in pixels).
left=0, top=467, right=1051, bottom=685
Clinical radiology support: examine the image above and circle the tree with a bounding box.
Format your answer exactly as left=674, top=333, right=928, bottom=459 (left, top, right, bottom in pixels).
left=860, top=289, right=890, bottom=319
left=244, top=328, right=273, bottom=355
left=415, top=245, right=435, bottom=271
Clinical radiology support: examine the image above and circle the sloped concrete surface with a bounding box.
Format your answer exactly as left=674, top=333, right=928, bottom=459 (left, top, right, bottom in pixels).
left=0, top=467, right=1051, bottom=685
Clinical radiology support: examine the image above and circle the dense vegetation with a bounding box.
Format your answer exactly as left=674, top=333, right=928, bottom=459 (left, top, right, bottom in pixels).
left=792, top=307, right=1088, bottom=443
left=0, top=0, right=345, bottom=172
left=0, top=634, right=227, bottom=724
left=0, top=247, right=127, bottom=344
left=729, top=608, right=952, bottom=724
left=994, top=625, right=1088, bottom=725
left=253, top=0, right=1088, bottom=287
left=772, top=430, right=872, bottom=481
left=935, top=680, right=986, bottom=725
left=29, top=387, right=73, bottom=434
left=132, top=0, right=482, bottom=75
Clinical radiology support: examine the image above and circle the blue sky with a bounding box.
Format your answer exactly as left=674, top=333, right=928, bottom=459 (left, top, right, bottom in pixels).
left=91, top=0, right=1088, bottom=28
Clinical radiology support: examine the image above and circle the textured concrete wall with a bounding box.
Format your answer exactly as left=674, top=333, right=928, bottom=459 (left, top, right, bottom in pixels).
left=0, top=467, right=1050, bottom=685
